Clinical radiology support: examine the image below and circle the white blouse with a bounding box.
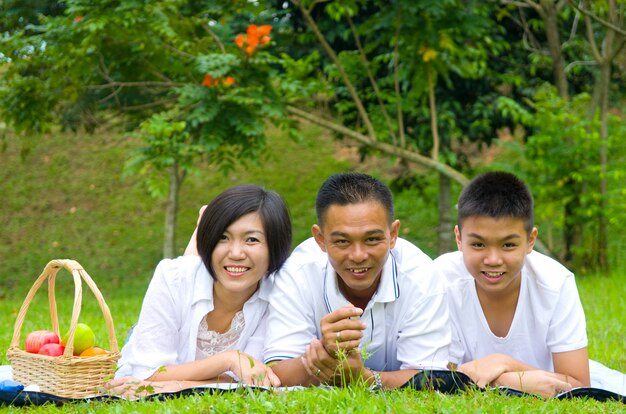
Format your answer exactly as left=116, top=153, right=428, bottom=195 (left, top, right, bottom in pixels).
left=195, top=311, right=245, bottom=359
left=116, top=256, right=271, bottom=380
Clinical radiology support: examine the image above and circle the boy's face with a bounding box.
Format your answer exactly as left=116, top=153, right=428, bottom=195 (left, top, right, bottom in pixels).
left=312, top=201, right=400, bottom=303
left=455, top=215, right=537, bottom=299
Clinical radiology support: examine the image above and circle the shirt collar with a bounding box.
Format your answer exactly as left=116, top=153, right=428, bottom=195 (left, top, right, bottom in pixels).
left=192, top=259, right=273, bottom=305
left=323, top=251, right=400, bottom=313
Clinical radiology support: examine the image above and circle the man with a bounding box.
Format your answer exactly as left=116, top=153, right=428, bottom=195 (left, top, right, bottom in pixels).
left=264, top=172, right=450, bottom=389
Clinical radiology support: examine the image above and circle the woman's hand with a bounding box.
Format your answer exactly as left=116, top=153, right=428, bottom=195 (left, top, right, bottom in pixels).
left=104, top=377, right=183, bottom=399
left=227, top=350, right=281, bottom=387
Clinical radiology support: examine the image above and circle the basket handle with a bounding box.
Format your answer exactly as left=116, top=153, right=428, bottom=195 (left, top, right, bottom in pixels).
left=9, top=259, right=119, bottom=356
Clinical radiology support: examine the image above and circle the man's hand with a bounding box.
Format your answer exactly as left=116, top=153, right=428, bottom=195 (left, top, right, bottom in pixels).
left=300, top=338, right=339, bottom=384
left=495, top=370, right=573, bottom=398
left=319, top=305, right=365, bottom=356
left=301, top=338, right=366, bottom=386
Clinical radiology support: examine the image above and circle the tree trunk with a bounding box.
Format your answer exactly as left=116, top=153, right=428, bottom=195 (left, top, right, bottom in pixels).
left=541, top=0, right=569, bottom=100
left=540, top=0, right=583, bottom=265
left=596, top=61, right=611, bottom=271
left=163, top=162, right=184, bottom=258
left=437, top=173, right=453, bottom=255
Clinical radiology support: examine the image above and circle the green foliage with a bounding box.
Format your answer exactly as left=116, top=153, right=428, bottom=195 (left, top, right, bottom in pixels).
left=0, top=0, right=293, bottom=203
left=495, top=85, right=626, bottom=270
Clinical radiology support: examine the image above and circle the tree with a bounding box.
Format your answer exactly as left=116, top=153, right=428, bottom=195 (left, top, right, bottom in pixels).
left=574, top=0, right=626, bottom=270
left=281, top=0, right=516, bottom=253
left=0, top=0, right=293, bottom=257
left=500, top=0, right=626, bottom=270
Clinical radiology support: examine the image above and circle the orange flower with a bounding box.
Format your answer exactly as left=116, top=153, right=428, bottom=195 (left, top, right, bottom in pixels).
left=235, top=24, right=272, bottom=57
left=245, top=44, right=257, bottom=56
left=258, top=25, right=272, bottom=37
left=247, top=24, right=259, bottom=39
left=222, top=76, right=236, bottom=86
left=235, top=34, right=245, bottom=48
left=73, top=15, right=84, bottom=23
left=202, top=74, right=217, bottom=87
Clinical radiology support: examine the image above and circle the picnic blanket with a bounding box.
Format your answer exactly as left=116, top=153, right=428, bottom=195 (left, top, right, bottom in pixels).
left=1, top=364, right=624, bottom=406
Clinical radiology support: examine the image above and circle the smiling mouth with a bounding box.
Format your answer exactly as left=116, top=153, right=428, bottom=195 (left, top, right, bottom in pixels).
left=225, top=266, right=250, bottom=275
left=348, top=267, right=370, bottom=275
left=482, top=271, right=505, bottom=279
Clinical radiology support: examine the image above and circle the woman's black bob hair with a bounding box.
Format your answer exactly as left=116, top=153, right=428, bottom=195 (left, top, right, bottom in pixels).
left=196, top=184, right=292, bottom=279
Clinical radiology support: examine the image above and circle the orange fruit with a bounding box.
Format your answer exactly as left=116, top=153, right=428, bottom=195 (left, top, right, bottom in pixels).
left=79, top=346, right=109, bottom=357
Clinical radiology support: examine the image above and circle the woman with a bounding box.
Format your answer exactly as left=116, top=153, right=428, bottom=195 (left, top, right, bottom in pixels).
left=106, top=184, right=292, bottom=397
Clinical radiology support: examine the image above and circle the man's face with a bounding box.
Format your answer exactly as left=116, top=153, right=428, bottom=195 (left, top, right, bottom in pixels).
left=455, top=215, right=537, bottom=299
left=312, top=201, right=400, bottom=303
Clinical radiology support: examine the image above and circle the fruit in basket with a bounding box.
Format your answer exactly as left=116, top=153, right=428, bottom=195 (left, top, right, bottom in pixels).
left=79, top=346, right=109, bottom=357
left=25, top=330, right=60, bottom=353
left=62, top=323, right=95, bottom=355
left=38, top=343, right=65, bottom=356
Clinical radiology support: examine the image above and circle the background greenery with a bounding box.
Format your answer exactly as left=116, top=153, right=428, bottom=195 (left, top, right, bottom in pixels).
left=0, top=125, right=624, bottom=412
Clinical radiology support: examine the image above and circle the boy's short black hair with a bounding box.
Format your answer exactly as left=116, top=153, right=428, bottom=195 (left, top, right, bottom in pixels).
left=315, top=172, right=394, bottom=226
left=197, top=184, right=292, bottom=278
left=457, top=171, right=534, bottom=234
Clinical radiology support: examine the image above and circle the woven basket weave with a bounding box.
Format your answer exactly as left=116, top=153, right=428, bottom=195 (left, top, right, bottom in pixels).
left=6, top=259, right=120, bottom=398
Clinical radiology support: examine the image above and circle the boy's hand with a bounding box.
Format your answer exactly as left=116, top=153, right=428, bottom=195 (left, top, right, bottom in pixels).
left=496, top=370, right=572, bottom=398
left=458, top=354, right=511, bottom=387
left=319, top=305, right=365, bottom=356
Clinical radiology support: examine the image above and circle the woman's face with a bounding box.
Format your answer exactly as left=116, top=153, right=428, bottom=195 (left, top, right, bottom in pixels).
left=211, top=212, right=270, bottom=299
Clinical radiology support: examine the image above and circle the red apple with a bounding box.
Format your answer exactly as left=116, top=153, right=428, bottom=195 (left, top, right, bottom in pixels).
left=25, top=330, right=60, bottom=353
left=38, top=343, right=65, bottom=357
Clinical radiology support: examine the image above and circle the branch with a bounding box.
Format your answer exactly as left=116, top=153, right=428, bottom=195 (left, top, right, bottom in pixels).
left=120, top=98, right=178, bottom=112
left=96, top=86, right=124, bottom=104
left=87, top=80, right=186, bottom=90
left=564, top=59, right=597, bottom=73
left=393, top=23, right=405, bottom=149
left=581, top=5, right=604, bottom=63
left=517, top=8, right=547, bottom=53
left=201, top=24, right=226, bottom=53
left=163, top=43, right=197, bottom=59
left=426, top=64, right=439, bottom=160
left=556, top=0, right=569, bottom=12
left=309, top=0, right=333, bottom=12
left=346, top=15, right=397, bottom=146
left=607, top=37, right=626, bottom=63
left=291, top=0, right=378, bottom=141
left=568, top=0, right=626, bottom=36
left=501, top=0, right=542, bottom=15
left=287, top=105, right=470, bottom=186
left=561, top=8, right=580, bottom=49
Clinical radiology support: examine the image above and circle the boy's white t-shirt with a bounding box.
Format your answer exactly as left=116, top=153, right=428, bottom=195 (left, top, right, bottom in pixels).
left=435, top=250, right=588, bottom=371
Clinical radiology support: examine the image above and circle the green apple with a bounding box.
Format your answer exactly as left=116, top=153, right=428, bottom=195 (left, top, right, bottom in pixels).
left=62, top=323, right=95, bottom=355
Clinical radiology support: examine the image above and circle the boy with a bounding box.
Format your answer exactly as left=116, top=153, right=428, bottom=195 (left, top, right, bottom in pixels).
left=435, top=171, right=590, bottom=398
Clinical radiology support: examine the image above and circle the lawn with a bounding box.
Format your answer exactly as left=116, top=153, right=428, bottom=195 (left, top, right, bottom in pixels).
left=0, top=127, right=624, bottom=412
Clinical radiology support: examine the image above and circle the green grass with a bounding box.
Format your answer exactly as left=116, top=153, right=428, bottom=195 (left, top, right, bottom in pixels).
left=1, top=127, right=625, bottom=412
left=0, top=380, right=624, bottom=413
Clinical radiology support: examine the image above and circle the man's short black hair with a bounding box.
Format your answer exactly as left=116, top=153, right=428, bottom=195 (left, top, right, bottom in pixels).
left=457, top=171, right=534, bottom=234
left=315, top=172, right=394, bottom=226
left=197, top=184, right=292, bottom=278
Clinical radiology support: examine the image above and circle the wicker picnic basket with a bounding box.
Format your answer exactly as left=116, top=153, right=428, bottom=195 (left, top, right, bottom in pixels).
left=6, top=259, right=120, bottom=398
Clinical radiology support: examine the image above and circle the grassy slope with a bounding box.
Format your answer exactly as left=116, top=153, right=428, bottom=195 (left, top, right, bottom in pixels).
left=0, top=127, right=624, bottom=412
